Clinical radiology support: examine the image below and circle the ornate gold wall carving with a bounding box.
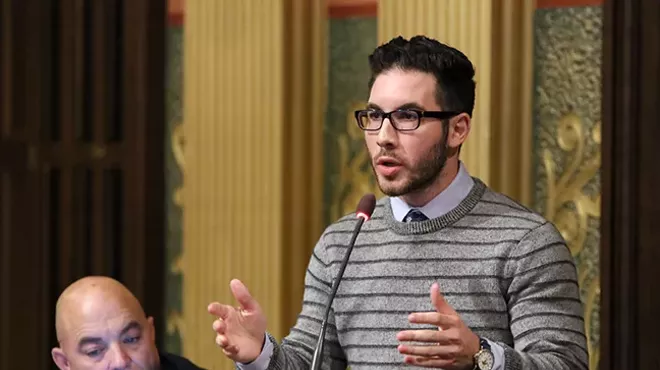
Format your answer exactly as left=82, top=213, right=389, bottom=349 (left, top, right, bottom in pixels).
left=540, top=114, right=600, bottom=370
left=164, top=23, right=185, bottom=353
left=378, top=0, right=493, bottom=184
left=533, top=6, right=602, bottom=370
left=329, top=101, right=383, bottom=222
left=324, top=14, right=377, bottom=221
left=182, top=1, right=326, bottom=369
left=172, top=122, right=185, bottom=207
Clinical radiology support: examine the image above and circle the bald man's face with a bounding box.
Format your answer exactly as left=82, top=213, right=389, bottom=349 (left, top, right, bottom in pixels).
left=52, top=284, right=160, bottom=370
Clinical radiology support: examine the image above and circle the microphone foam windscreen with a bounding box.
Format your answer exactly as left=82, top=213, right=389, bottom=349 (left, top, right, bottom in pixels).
left=356, top=194, right=377, bottom=218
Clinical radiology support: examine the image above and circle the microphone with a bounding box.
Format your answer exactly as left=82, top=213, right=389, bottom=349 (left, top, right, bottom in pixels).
left=310, top=194, right=377, bottom=370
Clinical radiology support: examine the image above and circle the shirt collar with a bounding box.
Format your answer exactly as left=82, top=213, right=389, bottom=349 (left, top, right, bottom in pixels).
left=390, top=161, right=475, bottom=222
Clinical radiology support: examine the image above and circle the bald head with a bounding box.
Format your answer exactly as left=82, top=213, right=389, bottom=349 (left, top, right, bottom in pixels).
left=52, top=276, right=160, bottom=370
left=55, top=276, right=146, bottom=341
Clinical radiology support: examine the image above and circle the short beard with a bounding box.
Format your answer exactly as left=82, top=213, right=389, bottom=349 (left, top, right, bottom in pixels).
left=372, top=131, right=449, bottom=197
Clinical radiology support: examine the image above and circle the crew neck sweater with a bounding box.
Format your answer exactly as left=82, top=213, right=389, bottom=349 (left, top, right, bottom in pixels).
left=265, top=179, right=588, bottom=370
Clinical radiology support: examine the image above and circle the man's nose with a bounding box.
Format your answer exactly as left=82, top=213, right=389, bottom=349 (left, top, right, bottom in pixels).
left=376, top=118, right=398, bottom=149
left=108, top=344, right=132, bottom=370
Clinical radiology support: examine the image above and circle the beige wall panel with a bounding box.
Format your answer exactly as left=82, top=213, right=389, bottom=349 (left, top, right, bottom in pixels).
left=181, top=1, right=327, bottom=368
left=182, top=1, right=284, bottom=368
left=280, top=0, right=328, bottom=335
left=489, top=0, right=535, bottom=206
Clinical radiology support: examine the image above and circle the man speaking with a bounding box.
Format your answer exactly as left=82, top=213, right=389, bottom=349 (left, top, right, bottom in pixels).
left=207, top=35, right=587, bottom=370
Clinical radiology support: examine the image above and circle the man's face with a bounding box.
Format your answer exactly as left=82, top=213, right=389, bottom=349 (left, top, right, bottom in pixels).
left=365, top=69, right=448, bottom=197
left=53, top=298, right=160, bottom=370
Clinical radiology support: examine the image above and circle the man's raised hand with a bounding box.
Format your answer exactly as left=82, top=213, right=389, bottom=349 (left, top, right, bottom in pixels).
left=208, top=279, right=268, bottom=364
left=396, top=283, right=481, bottom=369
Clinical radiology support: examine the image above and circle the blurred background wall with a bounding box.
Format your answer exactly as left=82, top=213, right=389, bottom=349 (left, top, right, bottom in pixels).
left=164, top=0, right=185, bottom=355
left=1, top=1, right=167, bottom=368
left=6, top=0, right=660, bottom=369
left=172, top=0, right=601, bottom=369
left=532, top=3, right=602, bottom=368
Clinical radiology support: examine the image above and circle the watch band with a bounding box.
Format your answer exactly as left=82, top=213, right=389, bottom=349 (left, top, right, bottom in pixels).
left=479, top=337, right=491, bottom=351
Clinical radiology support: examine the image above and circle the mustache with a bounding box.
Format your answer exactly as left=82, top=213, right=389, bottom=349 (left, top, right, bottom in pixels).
left=373, top=151, right=405, bottom=164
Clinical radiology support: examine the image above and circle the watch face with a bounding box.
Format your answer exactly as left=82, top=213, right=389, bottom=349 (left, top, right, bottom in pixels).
left=476, top=351, right=494, bottom=370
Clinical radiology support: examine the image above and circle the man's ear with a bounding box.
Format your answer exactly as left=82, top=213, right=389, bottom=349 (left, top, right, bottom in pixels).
left=51, top=347, right=70, bottom=370
left=447, top=113, right=471, bottom=149
left=147, top=316, right=156, bottom=341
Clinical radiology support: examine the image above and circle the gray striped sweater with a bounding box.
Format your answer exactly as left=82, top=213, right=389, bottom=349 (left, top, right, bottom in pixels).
left=266, top=179, right=588, bottom=370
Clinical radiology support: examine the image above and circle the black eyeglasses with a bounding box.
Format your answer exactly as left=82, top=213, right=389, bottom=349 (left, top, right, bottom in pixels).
left=354, top=109, right=460, bottom=131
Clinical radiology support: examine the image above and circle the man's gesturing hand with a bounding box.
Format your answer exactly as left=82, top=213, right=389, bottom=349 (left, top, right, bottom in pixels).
left=208, top=279, right=268, bottom=364
left=396, top=283, right=481, bottom=369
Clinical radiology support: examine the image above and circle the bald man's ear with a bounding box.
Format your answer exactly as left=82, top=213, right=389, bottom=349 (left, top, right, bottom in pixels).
left=147, top=316, right=156, bottom=341
left=51, top=347, right=70, bottom=370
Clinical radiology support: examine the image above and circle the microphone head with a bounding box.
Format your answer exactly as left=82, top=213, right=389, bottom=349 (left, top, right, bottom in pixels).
left=356, top=193, right=377, bottom=220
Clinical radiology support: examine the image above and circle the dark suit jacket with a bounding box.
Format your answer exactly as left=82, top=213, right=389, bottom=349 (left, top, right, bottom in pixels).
left=160, top=351, right=206, bottom=370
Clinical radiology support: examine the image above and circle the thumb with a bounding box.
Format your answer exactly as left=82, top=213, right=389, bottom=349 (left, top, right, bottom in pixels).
left=431, top=283, right=457, bottom=315
left=230, top=279, right=260, bottom=311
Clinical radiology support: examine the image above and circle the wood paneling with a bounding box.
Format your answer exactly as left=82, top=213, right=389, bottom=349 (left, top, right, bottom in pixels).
left=0, top=1, right=166, bottom=368
left=600, top=0, right=660, bottom=369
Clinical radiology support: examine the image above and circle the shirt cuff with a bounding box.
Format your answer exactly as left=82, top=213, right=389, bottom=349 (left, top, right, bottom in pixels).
left=235, top=334, right=274, bottom=370
left=487, top=339, right=505, bottom=370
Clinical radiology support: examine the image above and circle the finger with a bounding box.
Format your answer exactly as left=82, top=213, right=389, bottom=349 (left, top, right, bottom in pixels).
left=397, top=343, right=458, bottom=359
left=408, top=312, right=458, bottom=328
left=212, top=319, right=226, bottom=334
left=215, top=334, right=229, bottom=348
left=431, top=283, right=457, bottom=315
left=403, top=355, right=455, bottom=368
left=215, top=334, right=239, bottom=353
left=396, top=329, right=450, bottom=344
left=208, top=302, right=233, bottom=319
left=222, top=347, right=239, bottom=357
left=230, top=279, right=260, bottom=311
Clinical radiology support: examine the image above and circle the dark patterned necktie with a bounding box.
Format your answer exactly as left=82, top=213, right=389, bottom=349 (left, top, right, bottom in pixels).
left=404, top=209, right=428, bottom=222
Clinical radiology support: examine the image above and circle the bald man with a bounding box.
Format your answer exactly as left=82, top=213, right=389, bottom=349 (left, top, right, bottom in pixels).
left=51, top=276, right=204, bottom=370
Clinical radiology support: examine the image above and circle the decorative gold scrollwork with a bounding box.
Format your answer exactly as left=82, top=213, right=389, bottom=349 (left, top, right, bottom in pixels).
left=167, top=120, right=185, bottom=346
left=541, top=113, right=601, bottom=370
left=171, top=122, right=185, bottom=207
left=543, top=114, right=601, bottom=254
left=330, top=102, right=383, bottom=220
